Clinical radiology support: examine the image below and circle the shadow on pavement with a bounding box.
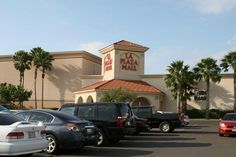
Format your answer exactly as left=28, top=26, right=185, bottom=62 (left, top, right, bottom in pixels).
left=56, top=147, right=152, bottom=157
left=114, top=141, right=212, bottom=148
left=124, top=136, right=196, bottom=141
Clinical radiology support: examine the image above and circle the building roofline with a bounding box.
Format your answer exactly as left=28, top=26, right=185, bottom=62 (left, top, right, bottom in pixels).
left=0, top=50, right=102, bottom=64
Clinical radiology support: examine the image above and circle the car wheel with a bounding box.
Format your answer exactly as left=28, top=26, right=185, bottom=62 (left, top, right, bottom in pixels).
left=97, top=129, right=107, bottom=146
left=159, top=121, right=172, bottom=133
left=46, top=134, right=58, bottom=154
left=219, top=133, right=224, bottom=136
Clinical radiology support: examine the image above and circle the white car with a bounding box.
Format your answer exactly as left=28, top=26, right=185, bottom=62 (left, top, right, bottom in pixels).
left=0, top=112, right=48, bottom=156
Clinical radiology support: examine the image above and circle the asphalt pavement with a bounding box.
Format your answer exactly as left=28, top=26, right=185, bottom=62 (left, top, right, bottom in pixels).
left=34, top=120, right=236, bottom=157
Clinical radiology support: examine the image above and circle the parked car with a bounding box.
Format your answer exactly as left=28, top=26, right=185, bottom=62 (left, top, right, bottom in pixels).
left=15, top=109, right=98, bottom=154
left=132, top=106, right=182, bottom=133
left=0, top=104, right=11, bottom=113
left=0, top=112, right=48, bottom=156
left=59, top=102, right=136, bottom=146
left=219, top=113, right=236, bottom=136
left=133, top=115, right=151, bottom=134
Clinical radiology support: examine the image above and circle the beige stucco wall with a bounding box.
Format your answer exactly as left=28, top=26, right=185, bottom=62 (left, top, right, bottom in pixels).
left=74, top=90, right=97, bottom=103
left=102, top=50, right=116, bottom=80
left=142, top=74, right=234, bottom=112
left=0, top=51, right=102, bottom=109
left=188, top=75, right=234, bottom=110
left=114, top=50, right=145, bottom=80
left=142, top=75, right=177, bottom=112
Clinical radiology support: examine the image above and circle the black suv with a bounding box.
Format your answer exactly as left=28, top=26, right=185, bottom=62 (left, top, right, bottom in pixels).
left=59, top=102, right=136, bottom=146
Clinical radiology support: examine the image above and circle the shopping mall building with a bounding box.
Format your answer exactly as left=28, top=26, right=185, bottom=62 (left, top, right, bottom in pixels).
left=0, top=40, right=234, bottom=111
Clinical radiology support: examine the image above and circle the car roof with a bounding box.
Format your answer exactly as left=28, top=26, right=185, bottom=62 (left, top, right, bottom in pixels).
left=61, top=102, right=128, bottom=106
left=16, top=109, right=79, bottom=119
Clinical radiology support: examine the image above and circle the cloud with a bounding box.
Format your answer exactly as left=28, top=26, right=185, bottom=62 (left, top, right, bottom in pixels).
left=186, top=0, right=236, bottom=14
left=79, top=41, right=107, bottom=56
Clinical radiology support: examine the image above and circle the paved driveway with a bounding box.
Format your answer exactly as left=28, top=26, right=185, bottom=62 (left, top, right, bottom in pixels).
left=35, top=120, right=236, bottom=157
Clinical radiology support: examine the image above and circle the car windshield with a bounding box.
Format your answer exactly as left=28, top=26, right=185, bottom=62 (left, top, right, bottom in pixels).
left=0, top=113, right=22, bottom=125
left=223, top=114, right=236, bottom=121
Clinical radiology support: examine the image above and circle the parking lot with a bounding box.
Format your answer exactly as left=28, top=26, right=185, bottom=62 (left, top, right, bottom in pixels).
left=33, top=120, right=235, bottom=157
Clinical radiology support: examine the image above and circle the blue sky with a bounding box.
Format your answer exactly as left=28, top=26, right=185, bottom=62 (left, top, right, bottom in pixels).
left=0, top=0, right=236, bottom=74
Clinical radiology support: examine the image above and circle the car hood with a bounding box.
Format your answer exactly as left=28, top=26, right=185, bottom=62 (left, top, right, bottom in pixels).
left=221, top=121, right=236, bottom=126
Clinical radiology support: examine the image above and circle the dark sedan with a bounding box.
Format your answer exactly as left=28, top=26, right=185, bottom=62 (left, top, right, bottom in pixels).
left=15, top=110, right=98, bottom=154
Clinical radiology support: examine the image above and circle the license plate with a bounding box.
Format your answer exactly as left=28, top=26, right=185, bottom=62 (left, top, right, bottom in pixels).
left=232, top=129, right=236, bottom=132
left=28, top=131, right=36, bottom=138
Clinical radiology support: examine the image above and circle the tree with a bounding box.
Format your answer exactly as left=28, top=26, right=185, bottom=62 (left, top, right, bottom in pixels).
left=30, top=47, right=45, bottom=109
left=0, top=83, right=32, bottom=109
left=100, top=88, right=137, bottom=103
left=220, top=51, right=236, bottom=112
left=193, top=57, right=221, bottom=119
left=37, top=51, right=54, bottom=109
left=12, top=50, right=32, bottom=87
left=165, top=61, right=196, bottom=113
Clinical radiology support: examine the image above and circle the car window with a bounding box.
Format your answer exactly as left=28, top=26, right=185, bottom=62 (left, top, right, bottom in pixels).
left=29, top=112, right=53, bottom=123
left=120, top=104, right=132, bottom=118
left=60, top=106, right=76, bottom=115
left=0, top=105, right=8, bottom=111
left=132, top=108, right=138, bottom=115
left=98, top=104, right=116, bottom=121
left=15, top=112, right=31, bottom=120
left=78, top=105, right=96, bottom=119
left=223, top=114, right=236, bottom=121
left=0, top=113, right=21, bottom=125
left=136, top=107, right=152, bottom=118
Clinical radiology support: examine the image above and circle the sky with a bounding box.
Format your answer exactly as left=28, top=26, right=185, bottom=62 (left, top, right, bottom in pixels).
left=0, top=0, right=236, bottom=74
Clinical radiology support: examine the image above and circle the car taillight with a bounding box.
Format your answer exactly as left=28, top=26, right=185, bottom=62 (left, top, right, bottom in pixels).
left=220, top=122, right=226, bottom=127
left=40, top=130, right=47, bottom=137
left=66, top=123, right=80, bottom=131
left=116, top=117, right=124, bottom=128
left=7, top=132, right=24, bottom=139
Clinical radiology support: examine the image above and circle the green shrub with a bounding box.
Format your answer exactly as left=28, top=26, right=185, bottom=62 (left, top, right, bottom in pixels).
left=186, top=109, right=234, bottom=119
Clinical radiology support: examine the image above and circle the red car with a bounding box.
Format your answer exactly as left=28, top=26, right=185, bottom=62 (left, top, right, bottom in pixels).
left=219, top=113, right=236, bottom=136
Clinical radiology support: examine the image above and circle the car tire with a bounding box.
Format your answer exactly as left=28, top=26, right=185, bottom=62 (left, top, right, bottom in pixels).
left=159, top=121, right=173, bottom=133
left=96, top=129, right=108, bottom=146
left=219, top=133, right=224, bottom=136
left=46, top=134, right=58, bottom=154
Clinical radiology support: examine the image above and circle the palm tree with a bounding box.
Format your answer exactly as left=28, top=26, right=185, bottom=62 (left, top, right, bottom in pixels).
left=12, top=50, right=32, bottom=109
left=220, top=51, right=236, bottom=112
left=193, top=57, right=221, bottom=119
left=165, top=61, right=195, bottom=113
left=12, top=50, right=32, bottom=87
left=30, top=47, right=44, bottom=109
left=38, top=51, right=54, bottom=109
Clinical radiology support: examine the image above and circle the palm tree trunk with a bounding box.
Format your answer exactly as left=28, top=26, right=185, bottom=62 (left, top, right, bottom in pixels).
left=177, top=91, right=181, bottom=113
left=34, top=68, right=37, bottom=109
left=206, top=78, right=210, bottom=119
left=42, top=69, right=45, bottom=109
left=234, top=69, right=236, bottom=112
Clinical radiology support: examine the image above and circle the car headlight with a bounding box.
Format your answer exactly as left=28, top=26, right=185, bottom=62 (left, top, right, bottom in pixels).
left=220, top=122, right=226, bottom=127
